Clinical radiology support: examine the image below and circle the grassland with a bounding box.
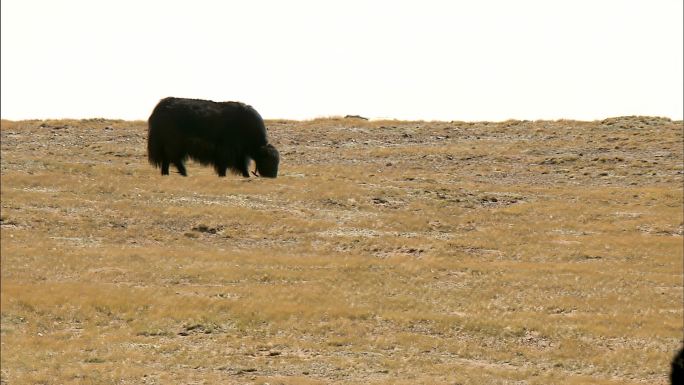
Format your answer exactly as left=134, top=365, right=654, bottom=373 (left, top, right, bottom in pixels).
left=1, top=115, right=682, bottom=384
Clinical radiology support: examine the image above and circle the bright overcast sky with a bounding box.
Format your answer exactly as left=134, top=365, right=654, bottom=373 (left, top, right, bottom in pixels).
left=1, top=0, right=682, bottom=121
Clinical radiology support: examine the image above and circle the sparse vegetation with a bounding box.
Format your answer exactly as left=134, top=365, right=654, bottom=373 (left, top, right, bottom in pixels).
left=1, top=116, right=682, bottom=384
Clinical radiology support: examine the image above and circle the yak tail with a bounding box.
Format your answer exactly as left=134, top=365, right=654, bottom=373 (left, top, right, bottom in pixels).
left=147, top=125, right=164, bottom=167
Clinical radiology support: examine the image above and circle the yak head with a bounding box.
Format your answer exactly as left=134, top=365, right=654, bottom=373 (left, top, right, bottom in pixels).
left=253, top=143, right=280, bottom=178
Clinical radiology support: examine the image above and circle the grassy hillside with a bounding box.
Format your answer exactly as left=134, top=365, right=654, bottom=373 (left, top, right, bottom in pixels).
left=1, top=116, right=682, bottom=384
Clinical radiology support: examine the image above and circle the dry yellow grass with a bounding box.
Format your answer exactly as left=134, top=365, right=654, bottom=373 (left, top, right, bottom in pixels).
left=1, top=116, right=682, bottom=384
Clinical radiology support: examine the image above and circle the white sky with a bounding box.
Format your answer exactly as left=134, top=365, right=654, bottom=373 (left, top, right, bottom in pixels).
left=1, top=0, right=682, bottom=121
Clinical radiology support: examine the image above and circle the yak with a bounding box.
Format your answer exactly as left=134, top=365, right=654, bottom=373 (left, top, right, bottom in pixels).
left=673, top=345, right=684, bottom=385
left=147, top=97, right=279, bottom=177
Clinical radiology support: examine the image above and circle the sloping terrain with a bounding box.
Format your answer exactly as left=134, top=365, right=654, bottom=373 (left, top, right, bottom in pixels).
left=1, top=116, right=682, bottom=384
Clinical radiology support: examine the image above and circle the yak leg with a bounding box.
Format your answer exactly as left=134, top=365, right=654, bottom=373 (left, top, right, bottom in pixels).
left=214, top=162, right=228, bottom=177
left=173, top=161, right=187, bottom=176
left=238, top=157, right=250, bottom=178
left=161, top=160, right=170, bottom=176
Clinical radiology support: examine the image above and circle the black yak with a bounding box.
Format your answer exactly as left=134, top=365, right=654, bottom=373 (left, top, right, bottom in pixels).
left=147, top=97, right=279, bottom=177
left=673, top=345, right=684, bottom=385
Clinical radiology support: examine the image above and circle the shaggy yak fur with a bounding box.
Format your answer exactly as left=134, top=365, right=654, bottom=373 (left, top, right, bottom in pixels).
left=147, top=97, right=279, bottom=177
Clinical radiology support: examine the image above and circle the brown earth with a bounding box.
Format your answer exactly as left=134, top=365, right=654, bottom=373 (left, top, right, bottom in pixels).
left=1, top=116, right=682, bottom=384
